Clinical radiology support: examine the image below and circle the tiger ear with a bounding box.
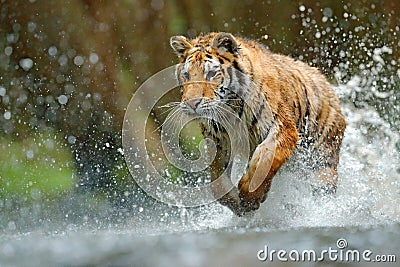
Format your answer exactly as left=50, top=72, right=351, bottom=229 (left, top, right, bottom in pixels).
left=170, top=36, right=192, bottom=58
left=213, top=33, right=238, bottom=55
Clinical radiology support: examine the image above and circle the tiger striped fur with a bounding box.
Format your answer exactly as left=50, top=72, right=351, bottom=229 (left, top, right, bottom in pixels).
left=170, top=32, right=346, bottom=216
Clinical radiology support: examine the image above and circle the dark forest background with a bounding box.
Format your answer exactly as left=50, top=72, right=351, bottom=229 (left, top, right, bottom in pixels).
left=0, top=0, right=399, bottom=227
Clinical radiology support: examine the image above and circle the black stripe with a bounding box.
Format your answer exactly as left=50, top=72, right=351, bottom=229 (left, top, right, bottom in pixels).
left=219, top=55, right=232, bottom=62
left=227, top=67, right=233, bottom=88
left=251, top=102, right=265, bottom=127
left=235, top=68, right=246, bottom=86
left=243, top=54, right=254, bottom=80
left=233, top=60, right=244, bottom=73
left=288, top=74, right=304, bottom=122
left=295, top=92, right=302, bottom=120
left=183, top=72, right=190, bottom=81
left=237, top=99, right=245, bottom=118
left=213, top=122, right=220, bottom=134
left=231, top=72, right=244, bottom=97
left=302, top=84, right=310, bottom=118
left=177, top=74, right=182, bottom=86
left=221, top=67, right=226, bottom=75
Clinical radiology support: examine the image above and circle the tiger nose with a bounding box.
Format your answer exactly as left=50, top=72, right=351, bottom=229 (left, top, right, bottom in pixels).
left=185, top=98, right=202, bottom=110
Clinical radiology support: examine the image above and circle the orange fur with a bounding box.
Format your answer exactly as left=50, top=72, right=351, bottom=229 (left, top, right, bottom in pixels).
left=170, top=32, right=346, bottom=215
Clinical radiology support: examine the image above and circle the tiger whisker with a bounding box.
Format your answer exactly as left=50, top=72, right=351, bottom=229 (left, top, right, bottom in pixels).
left=158, top=102, right=181, bottom=109
left=154, top=106, right=183, bottom=133
left=210, top=108, right=222, bottom=133
left=158, top=105, right=177, bottom=116
left=216, top=104, right=240, bottom=119
left=220, top=98, right=242, bottom=102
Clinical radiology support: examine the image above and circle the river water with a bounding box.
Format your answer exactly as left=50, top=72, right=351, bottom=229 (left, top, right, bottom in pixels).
left=0, top=78, right=399, bottom=266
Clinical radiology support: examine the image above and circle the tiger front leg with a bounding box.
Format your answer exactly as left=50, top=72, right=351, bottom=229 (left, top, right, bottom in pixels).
left=237, top=127, right=298, bottom=215
left=311, top=116, right=345, bottom=196
left=311, top=167, right=338, bottom=196
left=310, top=141, right=343, bottom=196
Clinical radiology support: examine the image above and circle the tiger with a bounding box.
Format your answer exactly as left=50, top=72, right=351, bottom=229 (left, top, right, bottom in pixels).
left=169, top=32, right=346, bottom=216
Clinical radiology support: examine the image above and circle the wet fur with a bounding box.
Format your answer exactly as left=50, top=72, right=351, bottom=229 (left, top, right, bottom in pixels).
left=170, top=32, right=346, bottom=216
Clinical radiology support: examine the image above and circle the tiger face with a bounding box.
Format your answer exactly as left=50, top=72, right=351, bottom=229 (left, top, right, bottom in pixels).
left=177, top=56, right=222, bottom=107
left=170, top=33, right=244, bottom=116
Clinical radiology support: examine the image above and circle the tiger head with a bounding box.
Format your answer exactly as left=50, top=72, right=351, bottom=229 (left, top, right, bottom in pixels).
left=170, top=32, right=248, bottom=116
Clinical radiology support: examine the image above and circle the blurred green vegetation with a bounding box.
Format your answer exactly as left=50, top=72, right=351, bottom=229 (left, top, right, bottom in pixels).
left=0, top=130, right=75, bottom=200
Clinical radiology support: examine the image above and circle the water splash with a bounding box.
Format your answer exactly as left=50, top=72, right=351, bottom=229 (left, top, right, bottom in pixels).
left=121, top=77, right=400, bottom=234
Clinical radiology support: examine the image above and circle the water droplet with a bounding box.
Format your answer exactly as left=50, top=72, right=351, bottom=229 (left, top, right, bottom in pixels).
left=6, top=33, right=18, bottom=44
left=67, top=135, right=76, bottom=144
left=4, top=46, right=12, bottom=56
left=57, top=94, right=68, bottom=105
left=89, top=53, right=99, bottom=64
left=73, top=55, right=84, bottom=66
left=0, top=86, right=6, bottom=96
left=322, top=7, right=333, bottom=18
left=27, top=21, right=37, bottom=32
left=19, top=58, right=33, bottom=71
left=3, top=111, right=11, bottom=120
left=48, top=46, right=58, bottom=56
left=12, top=23, right=21, bottom=32
left=26, top=150, right=34, bottom=159
left=58, top=55, right=68, bottom=66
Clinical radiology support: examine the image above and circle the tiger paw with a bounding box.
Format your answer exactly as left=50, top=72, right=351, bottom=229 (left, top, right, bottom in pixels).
left=236, top=178, right=268, bottom=214
left=217, top=190, right=258, bottom=216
